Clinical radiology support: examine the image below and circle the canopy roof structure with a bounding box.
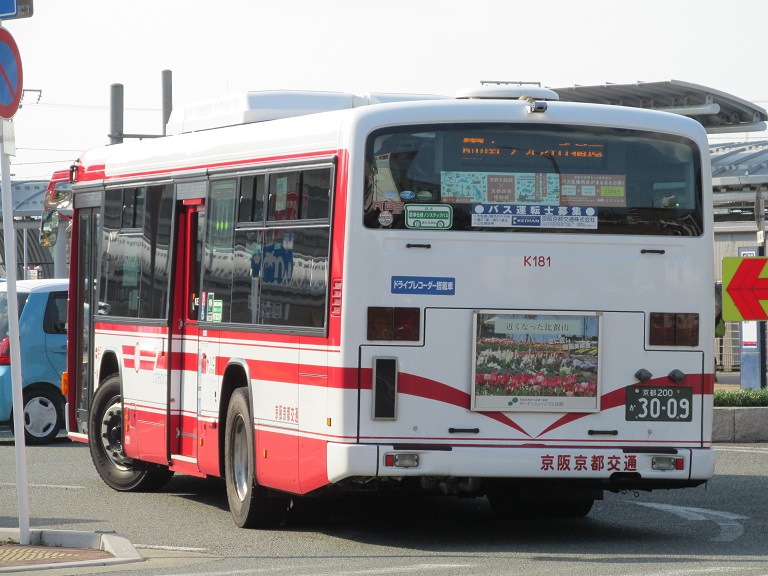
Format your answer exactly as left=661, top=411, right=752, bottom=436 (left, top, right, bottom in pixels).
left=551, top=80, right=767, bottom=135
left=709, top=140, right=768, bottom=222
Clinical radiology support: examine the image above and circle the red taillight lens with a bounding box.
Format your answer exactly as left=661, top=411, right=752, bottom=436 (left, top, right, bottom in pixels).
left=0, top=337, right=10, bottom=365
left=394, top=307, right=420, bottom=341
left=674, top=313, right=699, bottom=346
left=368, top=307, right=394, bottom=340
left=649, top=313, right=699, bottom=346
left=367, top=307, right=420, bottom=341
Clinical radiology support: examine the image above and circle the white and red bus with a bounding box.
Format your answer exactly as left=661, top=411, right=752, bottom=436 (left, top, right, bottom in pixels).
left=64, top=86, right=715, bottom=527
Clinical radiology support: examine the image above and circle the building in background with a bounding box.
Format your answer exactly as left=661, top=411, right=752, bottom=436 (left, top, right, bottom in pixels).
left=0, top=179, right=54, bottom=279
left=711, top=141, right=768, bottom=370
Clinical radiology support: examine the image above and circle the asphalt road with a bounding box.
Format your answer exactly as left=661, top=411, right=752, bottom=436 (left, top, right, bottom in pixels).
left=2, top=428, right=767, bottom=576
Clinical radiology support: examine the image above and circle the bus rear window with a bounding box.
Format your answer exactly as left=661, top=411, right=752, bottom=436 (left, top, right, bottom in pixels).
left=363, top=124, right=702, bottom=236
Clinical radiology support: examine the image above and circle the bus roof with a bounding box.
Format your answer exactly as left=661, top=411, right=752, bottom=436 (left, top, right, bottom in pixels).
left=165, top=90, right=450, bottom=135
left=73, top=89, right=709, bottom=185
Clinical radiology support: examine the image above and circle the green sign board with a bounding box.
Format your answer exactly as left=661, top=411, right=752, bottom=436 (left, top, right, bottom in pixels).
left=404, top=204, right=452, bottom=229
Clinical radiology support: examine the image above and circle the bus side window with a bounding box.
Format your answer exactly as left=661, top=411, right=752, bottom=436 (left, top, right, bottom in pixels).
left=300, top=169, right=331, bottom=220
left=232, top=228, right=263, bottom=325
left=238, top=175, right=265, bottom=224
left=203, top=179, right=237, bottom=323
left=268, top=172, right=300, bottom=221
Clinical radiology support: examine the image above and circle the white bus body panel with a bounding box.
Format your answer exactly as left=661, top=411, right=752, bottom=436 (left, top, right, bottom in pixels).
left=77, top=94, right=714, bottom=494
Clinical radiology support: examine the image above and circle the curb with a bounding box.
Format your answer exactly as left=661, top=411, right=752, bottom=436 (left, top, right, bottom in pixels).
left=0, top=528, right=143, bottom=572
left=713, top=407, right=768, bottom=443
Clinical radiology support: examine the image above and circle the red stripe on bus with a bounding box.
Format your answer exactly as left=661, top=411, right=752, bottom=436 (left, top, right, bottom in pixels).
left=82, top=151, right=338, bottom=184
left=360, top=369, right=531, bottom=437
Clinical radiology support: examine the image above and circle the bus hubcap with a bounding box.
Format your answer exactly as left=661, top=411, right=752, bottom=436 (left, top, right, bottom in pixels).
left=100, top=399, right=131, bottom=469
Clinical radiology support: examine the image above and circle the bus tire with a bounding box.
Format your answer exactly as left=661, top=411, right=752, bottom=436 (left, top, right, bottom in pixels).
left=224, top=388, right=285, bottom=528
left=88, top=374, right=174, bottom=492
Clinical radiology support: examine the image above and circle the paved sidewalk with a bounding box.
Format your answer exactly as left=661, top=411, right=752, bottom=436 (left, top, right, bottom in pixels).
left=0, top=529, right=142, bottom=573
left=0, top=543, right=114, bottom=569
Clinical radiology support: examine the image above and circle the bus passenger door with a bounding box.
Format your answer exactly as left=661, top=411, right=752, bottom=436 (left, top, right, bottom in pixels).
left=71, top=206, right=100, bottom=436
left=169, top=201, right=204, bottom=470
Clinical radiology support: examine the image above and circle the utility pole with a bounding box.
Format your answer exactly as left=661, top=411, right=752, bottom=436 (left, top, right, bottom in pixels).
left=109, top=70, right=173, bottom=144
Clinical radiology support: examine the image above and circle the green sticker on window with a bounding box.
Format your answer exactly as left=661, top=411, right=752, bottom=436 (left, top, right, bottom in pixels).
left=404, top=204, right=452, bottom=229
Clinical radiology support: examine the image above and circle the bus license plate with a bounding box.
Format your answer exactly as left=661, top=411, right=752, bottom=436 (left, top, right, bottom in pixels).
left=625, top=386, right=693, bottom=422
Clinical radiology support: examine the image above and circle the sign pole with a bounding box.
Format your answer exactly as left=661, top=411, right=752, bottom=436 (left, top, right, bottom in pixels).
left=1, top=119, right=30, bottom=545
left=758, top=191, right=767, bottom=389
left=0, top=19, right=30, bottom=545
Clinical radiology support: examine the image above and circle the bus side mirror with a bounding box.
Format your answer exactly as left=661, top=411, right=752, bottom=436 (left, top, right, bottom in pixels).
left=40, top=209, right=60, bottom=247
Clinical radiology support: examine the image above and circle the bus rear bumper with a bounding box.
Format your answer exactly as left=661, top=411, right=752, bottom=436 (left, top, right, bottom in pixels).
left=327, top=443, right=716, bottom=486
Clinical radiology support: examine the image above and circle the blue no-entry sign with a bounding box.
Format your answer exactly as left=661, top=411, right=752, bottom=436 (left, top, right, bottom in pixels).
left=0, top=27, right=22, bottom=119
left=0, top=0, right=16, bottom=19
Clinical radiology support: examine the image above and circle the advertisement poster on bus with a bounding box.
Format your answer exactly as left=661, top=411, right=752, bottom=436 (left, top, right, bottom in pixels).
left=472, top=311, right=601, bottom=412
left=440, top=171, right=626, bottom=208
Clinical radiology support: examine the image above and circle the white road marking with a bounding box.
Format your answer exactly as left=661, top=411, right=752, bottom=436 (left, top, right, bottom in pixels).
left=0, top=482, right=84, bottom=489
left=135, top=544, right=208, bottom=552
left=634, top=502, right=748, bottom=541
left=629, top=568, right=747, bottom=576
left=715, top=446, right=768, bottom=454
left=162, top=565, right=471, bottom=576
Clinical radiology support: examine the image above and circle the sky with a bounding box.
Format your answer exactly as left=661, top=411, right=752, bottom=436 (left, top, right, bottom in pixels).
left=4, top=0, right=768, bottom=181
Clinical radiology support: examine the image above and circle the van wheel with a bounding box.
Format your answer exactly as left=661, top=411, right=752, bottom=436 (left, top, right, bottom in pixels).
left=224, top=388, right=286, bottom=528
left=89, top=374, right=174, bottom=491
left=9, top=386, right=64, bottom=445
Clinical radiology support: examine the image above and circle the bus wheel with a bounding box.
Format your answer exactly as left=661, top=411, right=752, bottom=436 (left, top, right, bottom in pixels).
left=225, top=388, right=285, bottom=528
left=88, top=374, right=174, bottom=492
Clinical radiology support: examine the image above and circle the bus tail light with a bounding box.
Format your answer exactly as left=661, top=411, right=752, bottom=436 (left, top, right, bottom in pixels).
left=652, top=456, right=685, bottom=471
left=367, top=307, right=420, bottom=341
left=0, top=337, right=10, bottom=365
left=649, top=312, right=699, bottom=346
left=384, top=453, right=419, bottom=468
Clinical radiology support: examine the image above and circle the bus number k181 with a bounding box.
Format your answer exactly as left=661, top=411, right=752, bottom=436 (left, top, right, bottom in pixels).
left=524, top=256, right=551, bottom=267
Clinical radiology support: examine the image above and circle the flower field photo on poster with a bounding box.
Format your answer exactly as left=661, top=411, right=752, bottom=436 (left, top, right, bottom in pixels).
left=472, top=312, right=600, bottom=412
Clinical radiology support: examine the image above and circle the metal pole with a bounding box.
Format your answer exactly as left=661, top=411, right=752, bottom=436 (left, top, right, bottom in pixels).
left=758, top=190, right=767, bottom=389
left=109, top=83, right=124, bottom=145
left=22, top=225, right=27, bottom=278
left=762, top=243, right=768, bottom=390
left=1, top=118, right=31, bottom=545
left=161, top=70, right=172, bottom=136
